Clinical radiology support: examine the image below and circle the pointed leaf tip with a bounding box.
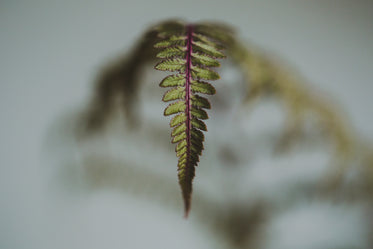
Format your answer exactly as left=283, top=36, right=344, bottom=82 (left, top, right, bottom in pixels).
left=184, top=207, right=190, bottom=219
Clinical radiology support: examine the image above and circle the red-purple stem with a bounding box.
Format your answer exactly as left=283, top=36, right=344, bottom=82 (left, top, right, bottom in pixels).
left=183, top=24, right=193, bottom=217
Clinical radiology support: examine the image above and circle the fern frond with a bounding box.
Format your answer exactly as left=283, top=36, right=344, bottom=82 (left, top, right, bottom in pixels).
left=154, top=22, right=226, bottom=217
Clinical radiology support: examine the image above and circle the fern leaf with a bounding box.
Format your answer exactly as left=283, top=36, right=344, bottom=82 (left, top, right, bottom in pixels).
left=162, top=87, right=186, bottom=102
left=192, top=52, right=220, bottom=67
left=191, top=107, right=208, bottom=120
left=154, top=35, right=186, bottom=48
left=170, top=113, right=187, bottom=127
left=191, top=118, right=207, bottom=131
left=192, top=41, right=225, bottom=58
left=191, top=66, right=220, bottom=80
left=191, top=80, right=216, bottom=95
left=154, top=22, right=225, bottom=217
left=164, top=101, right=186, bottom=116
left=192, top=33, right=225, bottom=50
left=155, top=58, right=186, bottom=72
left=159, top=74, right=186, bottom=87
left=157, top=46, right=186, bottom=59
left=191, top=95, right=211, bottom=109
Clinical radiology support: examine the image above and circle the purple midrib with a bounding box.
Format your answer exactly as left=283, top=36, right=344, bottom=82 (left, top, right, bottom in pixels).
left=184, top=25, right=193, bottom=196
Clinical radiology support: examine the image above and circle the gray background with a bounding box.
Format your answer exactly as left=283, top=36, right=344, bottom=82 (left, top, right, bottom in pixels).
left=1, top=1, right=373, bottom=248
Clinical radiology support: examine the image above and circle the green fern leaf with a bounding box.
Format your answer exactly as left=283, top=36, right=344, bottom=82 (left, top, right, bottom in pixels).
left=159, top=74, right=186, bottom=88
left=164, top=101, right=186, bottom=116
left=154, top=21, right=225, bottom=217
left=162, top=87, right=186, bottom=102
left=192, top=33, right=225, bottom=50
left=191, top=95, right=211, bottom=109
left=192, top=41, right=225, bottom=58
left=170, top=113, right=187, bottom=127
left=191, top=80, right=216, bottom=95
left=191, top=107, right=208, bottom=120
left=154, top=35, right=186, bottom=48
left=155, top=58, right=186, bottom=72
left=192, top=52, right=220, bottom=67
left=191, top=118, right=207, bottom=131
left=191, top=66, right=220, bottom=80
left=157, top=46, right=186, bottom=58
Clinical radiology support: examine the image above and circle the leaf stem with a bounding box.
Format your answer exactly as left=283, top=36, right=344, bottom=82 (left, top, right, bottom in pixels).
left=183, top=24, right=193, bottom=217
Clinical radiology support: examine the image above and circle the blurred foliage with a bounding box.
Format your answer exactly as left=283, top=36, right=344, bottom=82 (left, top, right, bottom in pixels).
left=227, top=34, right=373, bottom=197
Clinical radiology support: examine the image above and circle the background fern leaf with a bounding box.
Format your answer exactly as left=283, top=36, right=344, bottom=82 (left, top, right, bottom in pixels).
left=154, top=22, right=225, bottom=217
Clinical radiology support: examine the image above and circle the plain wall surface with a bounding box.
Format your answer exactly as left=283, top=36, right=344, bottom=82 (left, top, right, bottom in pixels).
left=1, top=1, right=372, bottom=249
